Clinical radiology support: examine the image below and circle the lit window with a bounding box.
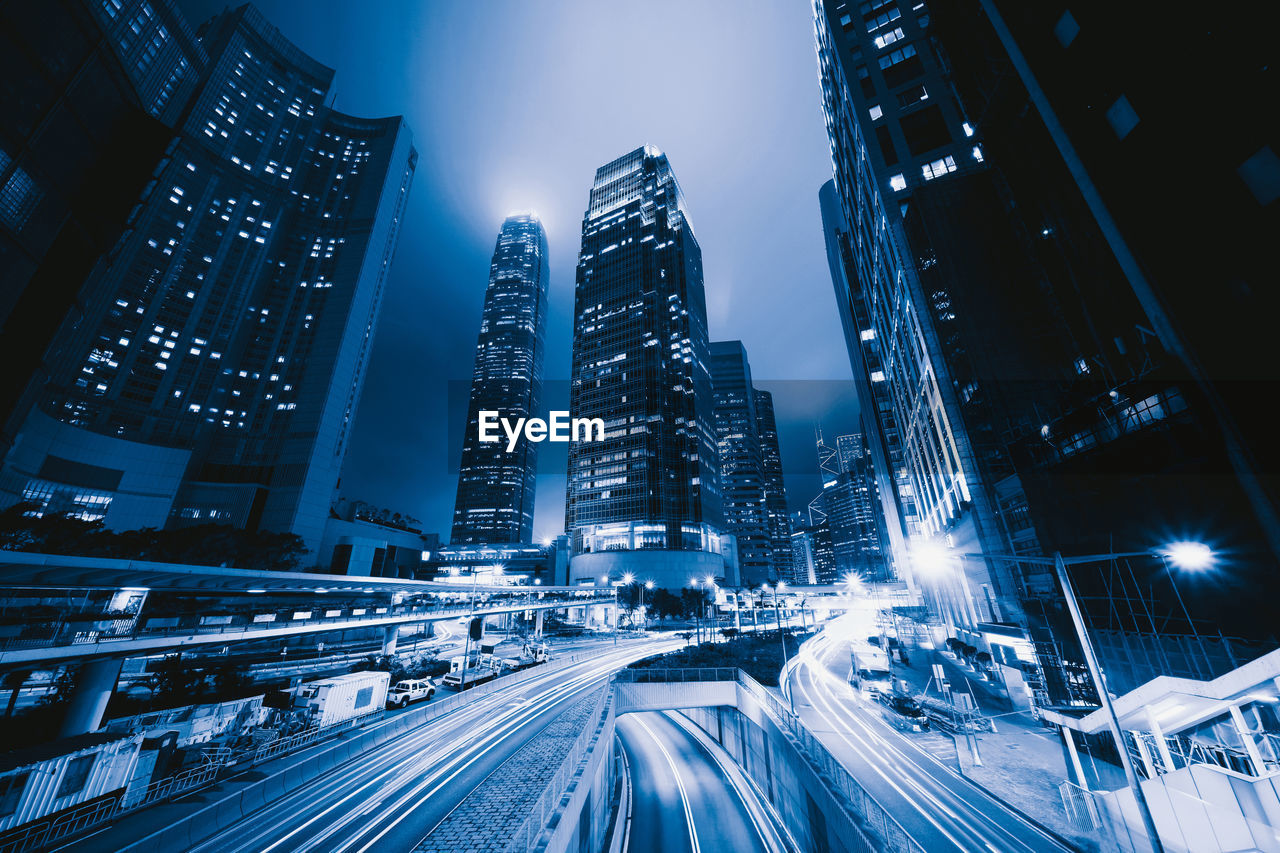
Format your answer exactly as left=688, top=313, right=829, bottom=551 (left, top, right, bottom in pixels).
left=889, top=174, right=907, bottom=192
left=870, top=371, right=886, bottom=382
left=962, top=122, right=974, bottom=137
left=971, top=145, right=984, bottom=162
left=860, top=329, right=876, bottom=341
left=921, top=156, right=957, bottom=180
left=874, top=27, right=905, bottom=49
left=869, top=105, right=883, bottom=121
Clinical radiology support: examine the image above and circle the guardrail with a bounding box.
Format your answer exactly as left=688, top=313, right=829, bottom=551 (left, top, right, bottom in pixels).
left=502, top=687, right=613, bottom=853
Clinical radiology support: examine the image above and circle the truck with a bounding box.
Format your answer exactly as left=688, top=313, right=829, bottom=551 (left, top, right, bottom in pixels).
left=850, top=642, right=893, bottom=696
left=293, top=670, right=389, bottom=727
left=442, top=640, right=503, bottom=690
left=499, top=641, right=551, bottom=673
left=385, top=678, right=436, bottom=709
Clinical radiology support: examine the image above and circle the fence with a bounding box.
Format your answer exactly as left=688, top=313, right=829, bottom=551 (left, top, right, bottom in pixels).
left=1059, top=780, right=1103, bottom=832
left=501, top=687, right=613, bottom=853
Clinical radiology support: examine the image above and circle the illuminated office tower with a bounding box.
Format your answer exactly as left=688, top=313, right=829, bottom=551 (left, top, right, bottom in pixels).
left=451, top=213, right=549, bottom=545
left=0, top=5, right=416, bottom=556
left=565, top=146, right=728, bottom=587
left=709, top=341, right=773, bottom=585
left=754, top=389, right=793, bottom=582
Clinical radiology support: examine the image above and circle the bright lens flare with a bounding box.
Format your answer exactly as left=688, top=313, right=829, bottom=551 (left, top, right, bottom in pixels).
left=1162, top=541, right=1216, bottom=571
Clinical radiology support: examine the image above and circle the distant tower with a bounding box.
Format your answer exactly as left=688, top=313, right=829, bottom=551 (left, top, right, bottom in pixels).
left=709, top=341, right=772, bottom=585
left=451, top=213, right=550, bottom=545
left=754, top=389, right=793, bottom=582
left=565, top=146, right=726, bottom=587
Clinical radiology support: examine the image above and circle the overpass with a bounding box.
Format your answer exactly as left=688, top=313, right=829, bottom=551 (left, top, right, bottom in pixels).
left=0, top=551, right=616, bottom=667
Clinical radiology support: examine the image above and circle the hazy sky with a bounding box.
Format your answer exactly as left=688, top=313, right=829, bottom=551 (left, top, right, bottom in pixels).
left=177, top=1, right=859, bottom=542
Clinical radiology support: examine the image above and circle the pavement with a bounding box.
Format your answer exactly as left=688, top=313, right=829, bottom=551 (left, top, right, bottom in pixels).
left=616, top=710, right=794, bottom=853
left=885, top=638, right=1101, bottom=850
left=415, top=689, right=604, bottom=853
left=59, top=635, right=678, bottom=853
left=784, top=621, right=1079, bottom=852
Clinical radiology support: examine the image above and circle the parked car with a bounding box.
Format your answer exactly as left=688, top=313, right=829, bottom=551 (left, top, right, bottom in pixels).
left=385, top=678, right=436, bottom=709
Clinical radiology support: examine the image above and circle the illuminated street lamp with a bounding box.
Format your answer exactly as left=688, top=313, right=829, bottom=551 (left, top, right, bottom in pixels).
left=1157, top=540, right=1218, bottom=672
left=966, top=546, right=1184, bottom=853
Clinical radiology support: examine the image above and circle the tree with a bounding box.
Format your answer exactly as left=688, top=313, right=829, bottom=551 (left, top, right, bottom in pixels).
left=649, top=588, right=684, bottom=622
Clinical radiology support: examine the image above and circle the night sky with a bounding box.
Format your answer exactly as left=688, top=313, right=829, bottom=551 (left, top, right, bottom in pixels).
left=176, top=1, right=860, bottom=542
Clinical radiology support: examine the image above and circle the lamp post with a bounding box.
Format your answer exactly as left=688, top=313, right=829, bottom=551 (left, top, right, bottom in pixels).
left=961, top=545, right=1200, bottom=853
left=763, top=583, right=794, bottom=711
left=704, top=575, right=717, bottom=641
left=1157, top=541, right=1216, bottom=675
left=690, top=579, right=703, bottom=645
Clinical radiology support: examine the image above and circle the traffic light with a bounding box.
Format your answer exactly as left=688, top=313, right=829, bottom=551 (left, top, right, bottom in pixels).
left=469, top=617, right=483, bottom=641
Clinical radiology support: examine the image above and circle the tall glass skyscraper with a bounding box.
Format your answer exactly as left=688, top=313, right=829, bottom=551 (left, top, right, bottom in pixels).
left=565, top=146, right=727, bottom=587
left=710, top=340, right=773, bottom=585
left=754, top=389, right=793, bottom=582
left=0, top=5, right=416, bottom=557
left=451, top=213, right=549, bottom=545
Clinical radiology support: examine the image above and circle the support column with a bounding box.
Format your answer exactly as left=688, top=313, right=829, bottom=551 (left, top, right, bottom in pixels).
left=1146, top=708, right=1176, bottom=773
left=59, top=658, right=123, bottom=737
left=1062, top=725, right=1090, bottom=789
left=1228, top=704, right=1267, bottom=776
left=535, top=609, right=544, bottom=639
left=382, top=625, right=399, bottom=656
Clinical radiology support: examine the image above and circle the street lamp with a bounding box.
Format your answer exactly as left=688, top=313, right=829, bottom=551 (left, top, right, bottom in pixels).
left=967, top=547, right=1179, bottom=853
left=762, top=583, right=794, bottom=711
left=1158, top=541, right=1217, bottom=677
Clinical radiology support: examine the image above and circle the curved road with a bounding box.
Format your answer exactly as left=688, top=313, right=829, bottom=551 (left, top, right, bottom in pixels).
left=617, top=711, right=794, bottom=853
left=785, top=626, right=1072, bottom=852
left=94, top=638, right=678, bottom=853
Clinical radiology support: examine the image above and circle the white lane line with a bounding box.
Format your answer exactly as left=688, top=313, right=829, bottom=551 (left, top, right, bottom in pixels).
left=663, top=711, right=798, bottom=853
left=632, top=714, right=701, bottom=853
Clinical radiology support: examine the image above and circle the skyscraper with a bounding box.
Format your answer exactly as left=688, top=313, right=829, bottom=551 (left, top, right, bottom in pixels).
left=824, top=433, right=888, bottom=580
left=754, top=389, right=793, bottom=582
left=710, top=340, right=773, bottom=586
left=451, top=213, right=549, bottom=545
left=565, top=146, right=728, bottom=587
left=0, top=0, right=203, bottom=458
left=0, top=5, right=416, bottom=557
left=815, top=0, right=1280, bottom=696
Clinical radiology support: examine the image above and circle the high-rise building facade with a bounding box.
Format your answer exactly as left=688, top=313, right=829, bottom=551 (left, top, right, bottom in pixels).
left=451, top=213, right=549, bottom=545
left=814, top=0, right=1033, bottom=629
left=709, top=341, right=773, bottom=585
left=825, top=433, right=888, bottom=580
left=816, top=0, right=1280, bottom=697
left=565, top=146, right=728, bottom=587
left=0, top=0, right=204, bottom=457
left=0, top=5, right=416, bottom=557
left=754, top=389, right=793, bottom=583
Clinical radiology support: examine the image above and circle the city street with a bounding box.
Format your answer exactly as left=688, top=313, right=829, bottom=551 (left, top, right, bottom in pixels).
left=785, top=619, right=1072, bottom=852
left=617, top=710, right=794, bottom=853
left=69, top=638, right=677, bottom=853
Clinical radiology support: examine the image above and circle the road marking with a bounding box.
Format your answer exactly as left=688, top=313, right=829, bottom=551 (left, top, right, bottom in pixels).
left=632, top=714, right=701, bottom=853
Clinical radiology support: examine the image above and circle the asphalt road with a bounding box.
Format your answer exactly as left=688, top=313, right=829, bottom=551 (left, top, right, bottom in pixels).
left=785, top=626, right=1072, bottom=853
left=103, top=637, right=677, bottom=853
left=616, top=711, right=794, bottom=853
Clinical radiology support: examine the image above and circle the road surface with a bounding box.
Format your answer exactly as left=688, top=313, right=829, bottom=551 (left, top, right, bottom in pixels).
left=83, top=638, right=677, bottom=853
left=785, top=624, right=1072, bottom=852
left=616, top=710, right=794, bottom=853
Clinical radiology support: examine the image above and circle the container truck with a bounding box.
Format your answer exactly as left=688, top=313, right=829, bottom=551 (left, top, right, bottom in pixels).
left=850, top=642, right=893, bottom=695
left=292, top=671, right=389, bottom=727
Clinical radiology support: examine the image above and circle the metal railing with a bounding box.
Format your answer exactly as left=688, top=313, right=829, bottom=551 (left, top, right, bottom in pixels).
left=1059, top=780, right=1103, bottom=832
left=502, top=687, right=613, bottom=853
left=614, top=666, right=738, bottom=683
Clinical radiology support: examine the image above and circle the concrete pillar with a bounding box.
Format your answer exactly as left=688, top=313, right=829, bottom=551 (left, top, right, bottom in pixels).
left=1146, top=707, right=1176, bottom=772
left=382, top=625, right=399, bottom=656
left=1228, top=704, right=1267, bottom=776
left=1061, top=725, right=1090, bottom=789
left=1133, top=732, right=1157, bottom=780
left=60, top=658, right=123, bottom=737
left=535, top=609, right=544, bottom=639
